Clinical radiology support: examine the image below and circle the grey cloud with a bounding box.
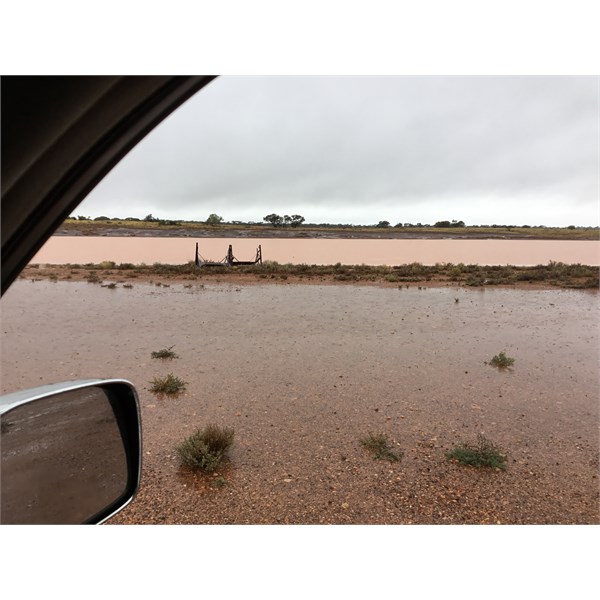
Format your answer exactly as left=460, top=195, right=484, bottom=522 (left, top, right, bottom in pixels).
left=78, top=76, right=599, bottom=225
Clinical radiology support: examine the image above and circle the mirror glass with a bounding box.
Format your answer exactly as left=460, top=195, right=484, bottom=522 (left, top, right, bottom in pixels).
left=1, top=386, right=128, bottom=524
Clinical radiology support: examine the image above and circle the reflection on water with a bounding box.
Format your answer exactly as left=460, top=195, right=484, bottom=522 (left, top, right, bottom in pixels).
left=32, top=236, right=600, bottom=266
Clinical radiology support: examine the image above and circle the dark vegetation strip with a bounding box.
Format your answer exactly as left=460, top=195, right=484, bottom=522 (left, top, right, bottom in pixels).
left=60, top=219, right=600, bottom=240
left=27, top=260, right=599, bottom=289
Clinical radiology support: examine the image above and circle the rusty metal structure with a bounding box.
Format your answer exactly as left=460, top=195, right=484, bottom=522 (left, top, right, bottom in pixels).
left=194, top=242, right=262, bottom=267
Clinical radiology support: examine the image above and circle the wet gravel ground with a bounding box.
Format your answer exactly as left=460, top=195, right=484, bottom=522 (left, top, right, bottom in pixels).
left=1, top=280, right=598, bottom=524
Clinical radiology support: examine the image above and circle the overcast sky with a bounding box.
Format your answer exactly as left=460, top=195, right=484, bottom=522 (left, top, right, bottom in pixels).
left=77, top=76, right=599, bottom=227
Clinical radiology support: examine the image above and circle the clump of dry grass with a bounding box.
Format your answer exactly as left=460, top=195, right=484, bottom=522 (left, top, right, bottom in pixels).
left=149, top=373, right=186, bottom=396
left=360, top=432, right=403, bottom=462
left=176, top=424, right=235, bottom=473
left=151, top=345, right=179, bottom=359
left=446, top=434, right=507, bottom=470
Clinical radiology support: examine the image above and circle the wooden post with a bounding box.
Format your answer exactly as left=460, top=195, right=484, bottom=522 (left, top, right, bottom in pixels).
left=195, top=242, right=199, bottom=266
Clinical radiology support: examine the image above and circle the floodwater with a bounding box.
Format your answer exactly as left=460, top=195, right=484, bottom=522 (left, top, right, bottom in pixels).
left=31, top=236, right=600, bottom=266
left=1, top=280, right=598, bottom=524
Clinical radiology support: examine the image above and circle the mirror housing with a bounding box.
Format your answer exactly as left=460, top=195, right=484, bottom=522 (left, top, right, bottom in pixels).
left=1, top=379, right=141, bottom=524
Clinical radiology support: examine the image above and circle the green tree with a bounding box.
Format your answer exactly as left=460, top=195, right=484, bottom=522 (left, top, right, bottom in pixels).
left=264, top=213, right=284, bottom=227
left=290, top=215, right=305, bottom=228
left=206, top=213, right=224, bottom=225
left=376, top=220, right=391, bottom=228
left=435, top=219, right=465, bottom=228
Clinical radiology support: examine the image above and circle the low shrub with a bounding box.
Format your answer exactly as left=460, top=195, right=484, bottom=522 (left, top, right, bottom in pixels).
left=465, top=276, right=484, bottom=286
left=86, top=272, right=101, bottom=284
left=446, top=434, right=507, bottom=470
left=449, top=266, right=463, bottom=280
left=489, top=351, right=515, bottom=368
left=360, top=432, right=403, bottom=462
left=149, top=373, right=186, bottom=396
left=176, top=424, right=235, bottom=473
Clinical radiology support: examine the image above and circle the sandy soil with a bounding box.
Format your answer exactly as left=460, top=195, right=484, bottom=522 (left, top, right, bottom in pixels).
left=1, top=280, right=598, bottom=524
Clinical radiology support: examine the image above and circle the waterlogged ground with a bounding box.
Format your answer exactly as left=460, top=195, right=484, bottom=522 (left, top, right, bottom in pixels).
left=1, top=280, right=598, bottom=524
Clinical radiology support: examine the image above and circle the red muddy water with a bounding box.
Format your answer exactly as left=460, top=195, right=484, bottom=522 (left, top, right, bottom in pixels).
left=31, top=236, right=600, bottom=266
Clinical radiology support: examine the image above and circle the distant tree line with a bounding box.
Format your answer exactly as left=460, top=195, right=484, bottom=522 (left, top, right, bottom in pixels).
left=376, top=220, right=465, bottom=228
left=433, top=220, right=466, bottom=228
left=263, top=213, right=305, bottom=227
left=69, top=215, right=597, bottom=229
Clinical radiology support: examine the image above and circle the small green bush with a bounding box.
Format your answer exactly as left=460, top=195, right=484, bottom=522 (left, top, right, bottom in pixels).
left=446, top=434, right=507, bottom=470
left=360, top=432, right=403, bottom=462
left=177, top=424, right=235, bottom=473
left=151, top=345, right=179, bottom=359
left=465, top=276, right=484, bottom=286
left=86, top=272, right=101, bottom=284
left=149, top=373, right=186, bottom=396
left=489, top=351, right=515, bottom=368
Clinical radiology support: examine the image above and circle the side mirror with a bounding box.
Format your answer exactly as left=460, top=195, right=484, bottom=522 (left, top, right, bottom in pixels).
left=1, top=379, right=141, bottom=524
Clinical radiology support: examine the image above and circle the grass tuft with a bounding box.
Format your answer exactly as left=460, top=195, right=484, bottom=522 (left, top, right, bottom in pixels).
left=151, top=345, right=179, bottom=359
left=360, top=432, right=403, bottom=462
left=149, top=373, right=186, bottom=396
left=176, top=424, right=234, bottom=473
left=489, top=351, right=515, bottom=368
left=446, top=434, right=507, bottom=470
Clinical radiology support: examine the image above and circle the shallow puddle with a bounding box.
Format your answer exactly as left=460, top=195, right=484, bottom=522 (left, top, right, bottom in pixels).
left=1, top=281, right=598, bottom=523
